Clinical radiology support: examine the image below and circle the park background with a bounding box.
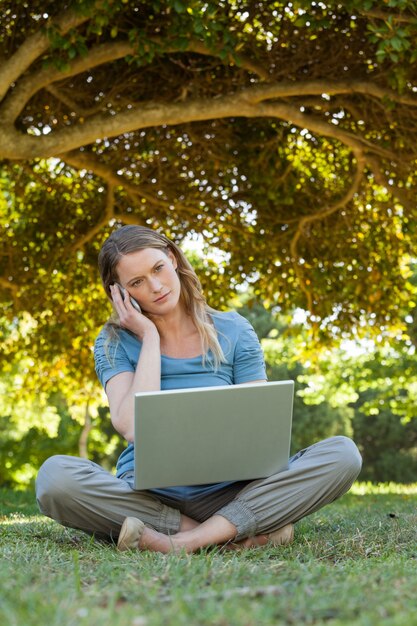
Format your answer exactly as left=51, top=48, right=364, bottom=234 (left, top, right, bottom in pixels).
left=0, top=1, right=416, bottom=625
left=1, top=0, right=417, bottom=489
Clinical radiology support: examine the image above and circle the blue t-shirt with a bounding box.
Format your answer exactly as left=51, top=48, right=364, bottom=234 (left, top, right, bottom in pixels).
left=94, top=310, right=267, bottom=499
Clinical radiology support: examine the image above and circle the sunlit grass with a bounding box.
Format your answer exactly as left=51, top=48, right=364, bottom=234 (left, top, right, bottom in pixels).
left=351, top=481, right=417, bottom=495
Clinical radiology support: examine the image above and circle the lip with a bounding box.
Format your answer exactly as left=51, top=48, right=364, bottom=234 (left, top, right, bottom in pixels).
left=154, top=291, right=170, bottom=303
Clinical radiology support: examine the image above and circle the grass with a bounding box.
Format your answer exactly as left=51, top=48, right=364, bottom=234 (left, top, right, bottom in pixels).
left=1, top=483, right=416, bottom=626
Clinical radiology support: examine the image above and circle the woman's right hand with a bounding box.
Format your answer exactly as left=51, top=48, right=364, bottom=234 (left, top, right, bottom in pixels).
left=107, top=284, right=162, bottom=441
left=110, top=284, right=158, bottom=340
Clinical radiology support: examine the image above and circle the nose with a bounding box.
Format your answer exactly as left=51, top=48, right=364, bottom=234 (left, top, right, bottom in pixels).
left=149, top=277, right=163, bottom=292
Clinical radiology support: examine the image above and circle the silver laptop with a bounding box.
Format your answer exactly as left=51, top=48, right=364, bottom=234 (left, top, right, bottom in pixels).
left=133, top=380, right=294, bottom=490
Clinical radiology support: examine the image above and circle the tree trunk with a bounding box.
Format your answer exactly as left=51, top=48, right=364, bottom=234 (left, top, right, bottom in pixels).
left=79, top=400, right=92, bottom=459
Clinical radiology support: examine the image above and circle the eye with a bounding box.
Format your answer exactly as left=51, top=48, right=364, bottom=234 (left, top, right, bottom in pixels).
left=131, top=278, right=143, bottom=287
left=155, top=264, right=164, bottom=272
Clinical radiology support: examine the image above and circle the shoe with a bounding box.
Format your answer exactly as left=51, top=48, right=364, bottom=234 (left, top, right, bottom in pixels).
left=117, top=517, right=145, bottom=551
left=268, top=523, right=294, bottom=546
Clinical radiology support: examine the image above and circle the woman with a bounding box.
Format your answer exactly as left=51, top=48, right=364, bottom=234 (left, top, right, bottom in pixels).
left=36, top=225, right=362, bottom=553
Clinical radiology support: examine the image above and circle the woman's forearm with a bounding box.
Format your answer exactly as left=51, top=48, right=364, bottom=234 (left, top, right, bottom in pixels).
left=112, top=330, right=161, bottom=441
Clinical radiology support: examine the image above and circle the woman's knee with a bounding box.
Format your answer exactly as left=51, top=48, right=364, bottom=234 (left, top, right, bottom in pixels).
left=330, top=436, right=362, bottom=480
left=36, top=455, right=84, bottom=515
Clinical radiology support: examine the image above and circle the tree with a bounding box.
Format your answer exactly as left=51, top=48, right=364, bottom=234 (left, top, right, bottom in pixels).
left=2, top=1, right=417, bottom=468
left=296, top=332, right=417, bottom=483
left=1, top=0, right=417, bottom=332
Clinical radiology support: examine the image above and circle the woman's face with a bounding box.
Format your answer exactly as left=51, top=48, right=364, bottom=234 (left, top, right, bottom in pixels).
left=115, top=247, right=181, bottom=314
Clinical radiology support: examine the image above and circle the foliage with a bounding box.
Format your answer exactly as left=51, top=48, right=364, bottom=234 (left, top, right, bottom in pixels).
left=2, top=2, right=417, bottom=482
left=2, top=294, right=416, bottom=487
left=296, top=334, right=417, bottom=483
left=1, top=0, right=417, bottom=336
left=0, top=309, right=123, bottom=487
left=265, top=347, right=353, bottom=456
left=238, top=299, right=353, bottom=452
left=0, top=377, right=123, bottom=486
left=239, top=297, right=417, bottom=481
left=1, top=485, right=416, bottom=626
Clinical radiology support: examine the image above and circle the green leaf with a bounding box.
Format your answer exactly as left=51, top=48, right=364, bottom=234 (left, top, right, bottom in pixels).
left=173, top=36, right=190, bottom=50
left=173, top=0, right=186, bottom=13
left=193, top=19, right=205, bottom=34
left=68, top=47, right=77, bottom=60
left=390, top=37, right=404, bottom=52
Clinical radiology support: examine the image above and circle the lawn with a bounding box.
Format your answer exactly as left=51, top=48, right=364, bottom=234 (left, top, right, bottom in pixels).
left=1, top=483, right=416, bottom=626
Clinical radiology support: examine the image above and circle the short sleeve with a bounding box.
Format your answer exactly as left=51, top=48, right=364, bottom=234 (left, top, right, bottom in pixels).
left=94, top=327, right=137, bottom=389
left=232, top=315, right=267, bottom=384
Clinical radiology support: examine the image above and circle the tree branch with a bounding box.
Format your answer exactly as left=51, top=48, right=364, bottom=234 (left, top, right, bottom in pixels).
left=44, top=85, right=105, bottom=118
left=1, top=79, right=413, bottom=160
left=0, top=41, right=134, bottom=123
left=0, top=6, right=93, bottom=103
left=359, top=9, right=417, bottom=24
left=289, top=151, right=366, bottom=313
left=1, top=34, right=269, bottom=124
left=62, top=151, right=170, bottom=208
left=242, top=80, right=417, bottom=108
left=61, top=151, right=248, bottom=239
left=255, top=101, right=395, bottom=159
left=69, top=183, right=115, bottom=253
left=62, top=151, right=207, bottom=221
left=366, top=154, right=414, bottom=212
left=159, top=38, right=270, bottom=80
left=0, top=276, right=19, bottom=296
left=112, top=212, right=147, bottom=226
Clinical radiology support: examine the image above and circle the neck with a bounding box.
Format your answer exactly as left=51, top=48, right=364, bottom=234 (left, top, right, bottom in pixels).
left=152, top=305, right=203, bottom=358
left=151, top=304, right=195, bottom=341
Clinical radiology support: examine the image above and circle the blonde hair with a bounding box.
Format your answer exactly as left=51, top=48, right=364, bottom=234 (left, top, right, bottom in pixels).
left=98, top=225, right=225, bottom=368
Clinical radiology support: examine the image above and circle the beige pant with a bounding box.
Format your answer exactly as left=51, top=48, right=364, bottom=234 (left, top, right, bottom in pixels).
left=36, top=436, right=362, bottom=542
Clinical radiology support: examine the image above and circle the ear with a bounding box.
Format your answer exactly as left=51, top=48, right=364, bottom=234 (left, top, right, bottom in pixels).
left=167, top=249, right=178, bottom=270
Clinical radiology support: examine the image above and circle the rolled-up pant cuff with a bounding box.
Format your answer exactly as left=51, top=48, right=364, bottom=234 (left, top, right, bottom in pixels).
left=216, top=498, right=257, bottom=540
left=159, top=503, right=181, bottom=535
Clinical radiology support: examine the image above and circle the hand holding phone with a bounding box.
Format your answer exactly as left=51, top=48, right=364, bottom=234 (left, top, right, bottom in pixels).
left=115, top=283, right=142, bottom=313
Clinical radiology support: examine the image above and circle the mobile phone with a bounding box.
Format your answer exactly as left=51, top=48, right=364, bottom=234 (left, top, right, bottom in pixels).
left=115, top=283, right=142, bottom=313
